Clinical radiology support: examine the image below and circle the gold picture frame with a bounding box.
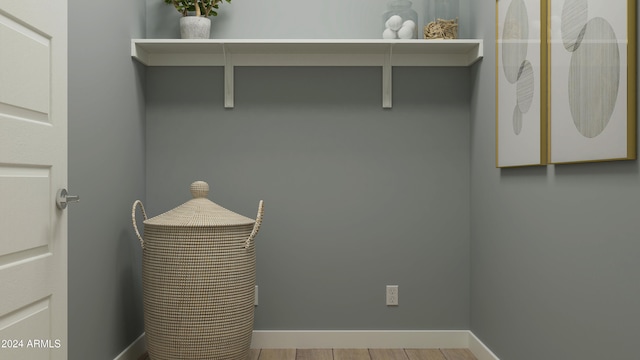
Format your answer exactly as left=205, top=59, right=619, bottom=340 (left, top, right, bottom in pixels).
left=548, top=0, right=636, bottom=164
left=496, top=0, right=548, bottom=168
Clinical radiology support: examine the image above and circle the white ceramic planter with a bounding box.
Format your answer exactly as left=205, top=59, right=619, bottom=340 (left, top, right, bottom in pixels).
left=180, top=16, right=211, bottom=39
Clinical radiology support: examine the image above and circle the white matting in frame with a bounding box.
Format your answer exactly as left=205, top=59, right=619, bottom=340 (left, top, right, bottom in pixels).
left=496, top=0, right=547, bottom=167
left=549, top=0, right=636, bottom=163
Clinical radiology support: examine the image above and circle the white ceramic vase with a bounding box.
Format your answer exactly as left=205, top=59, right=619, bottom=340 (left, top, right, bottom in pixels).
left=180, top=16, right=211, bottom=39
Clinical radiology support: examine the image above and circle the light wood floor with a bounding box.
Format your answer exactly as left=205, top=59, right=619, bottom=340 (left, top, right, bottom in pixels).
left=139, top=348, right=477, bottom=360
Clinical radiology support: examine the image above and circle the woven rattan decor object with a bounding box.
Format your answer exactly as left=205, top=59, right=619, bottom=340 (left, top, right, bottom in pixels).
left=132, top=181, right=264, bottom=360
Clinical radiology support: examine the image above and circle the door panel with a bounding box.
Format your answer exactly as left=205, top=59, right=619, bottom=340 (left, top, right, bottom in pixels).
left=0, top=298, right=56, bottom=360
left=0, top=167, right=51, bottom=258
left=0, top=14, right=50, bottom=115
left=0, top=0, right=67, bottom=358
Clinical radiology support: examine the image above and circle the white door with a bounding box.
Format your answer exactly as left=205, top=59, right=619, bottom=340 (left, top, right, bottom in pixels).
left=0, top=0, right=68, bottom=358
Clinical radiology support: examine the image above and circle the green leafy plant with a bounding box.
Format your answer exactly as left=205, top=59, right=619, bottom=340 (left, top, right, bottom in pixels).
left=164, top=0, right=232, bottom=17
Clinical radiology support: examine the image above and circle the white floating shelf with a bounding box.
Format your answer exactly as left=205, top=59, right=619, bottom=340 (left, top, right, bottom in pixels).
left=131, top=39, right=483, bottom=108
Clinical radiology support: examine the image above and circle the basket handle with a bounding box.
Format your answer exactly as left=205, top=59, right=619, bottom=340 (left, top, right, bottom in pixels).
left=244, top=200, right=264, bottom=249
left=132, top=200, right=147, bottom=249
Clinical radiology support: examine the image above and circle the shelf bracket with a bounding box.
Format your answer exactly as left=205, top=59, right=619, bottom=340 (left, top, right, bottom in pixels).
left=382, top=44, right=392, bottom=109
left=223, top=44, right=234, bottom=108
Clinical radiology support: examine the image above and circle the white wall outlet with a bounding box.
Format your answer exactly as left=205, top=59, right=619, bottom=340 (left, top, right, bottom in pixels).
left=386, top=285, right=399, bottom=306
left=255, top=285, right=258, bottom=306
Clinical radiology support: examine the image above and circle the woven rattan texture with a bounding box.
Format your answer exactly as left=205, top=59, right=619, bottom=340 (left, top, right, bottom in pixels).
left=145, top=198, right=255, bottom=227
left=143, top=223, right=256, bottom=360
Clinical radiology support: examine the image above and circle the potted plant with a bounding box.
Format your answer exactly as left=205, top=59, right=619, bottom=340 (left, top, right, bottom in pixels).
left=164, top=0, right=232, bottom=39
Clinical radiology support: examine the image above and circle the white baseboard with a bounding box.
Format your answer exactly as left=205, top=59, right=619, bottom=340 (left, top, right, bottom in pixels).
left=117, top=330, right=499, bottom=360
left=114, top=333, right=146, bottom=360
left=468, top=332, right=500, bottom=360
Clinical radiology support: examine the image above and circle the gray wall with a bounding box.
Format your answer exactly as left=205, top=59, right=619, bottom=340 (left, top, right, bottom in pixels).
left=68, top=0, right=147, bottom=358
left=145, top=65, right=472, bottom=330
left=144, top=0, right=474, bottom=331
left=469, top=2, right=640, bottom=360
left=146, top=0, right=472, bottom=40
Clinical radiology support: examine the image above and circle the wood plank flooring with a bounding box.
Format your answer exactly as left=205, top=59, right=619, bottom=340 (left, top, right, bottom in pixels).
left=139, top=348, right=476, bottom=360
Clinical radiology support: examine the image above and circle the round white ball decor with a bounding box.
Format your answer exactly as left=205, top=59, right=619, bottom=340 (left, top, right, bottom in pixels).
left=385, top=15, right=403, bottom=31
left=397, top=25, right=414, bottom=39
left=383, top=28, right=398, bottom=39
left=402, top=20, right=416, bottom=29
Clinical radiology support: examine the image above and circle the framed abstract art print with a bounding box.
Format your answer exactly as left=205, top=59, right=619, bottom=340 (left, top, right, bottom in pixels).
left=496, top=0, right=548, bottom=167
left=548, top=0, right=636, bottom=163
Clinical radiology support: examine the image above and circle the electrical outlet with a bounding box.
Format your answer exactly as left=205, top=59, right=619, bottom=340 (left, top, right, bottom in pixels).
left=254, top=285, right=258, bottom=306
left=386, top=285, right=398, bottom=306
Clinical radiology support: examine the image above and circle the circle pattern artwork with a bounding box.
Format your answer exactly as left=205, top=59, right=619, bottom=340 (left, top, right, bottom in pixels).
left=516, top=60, right=534, bottom=113
left=568, top=17, right=620, bottom=138
left=561, top=0, right=589, bottom=51
left=502, top=0, right=529, bottom=84
left=513, top=106, right=523, bottom=135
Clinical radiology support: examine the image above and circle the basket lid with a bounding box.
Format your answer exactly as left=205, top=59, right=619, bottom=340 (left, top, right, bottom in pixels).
left=143, top=181, right=255, bottom=227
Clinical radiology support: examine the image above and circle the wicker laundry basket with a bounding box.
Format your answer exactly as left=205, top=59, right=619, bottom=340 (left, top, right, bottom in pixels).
left=132, top=181, right=264, bottom=360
